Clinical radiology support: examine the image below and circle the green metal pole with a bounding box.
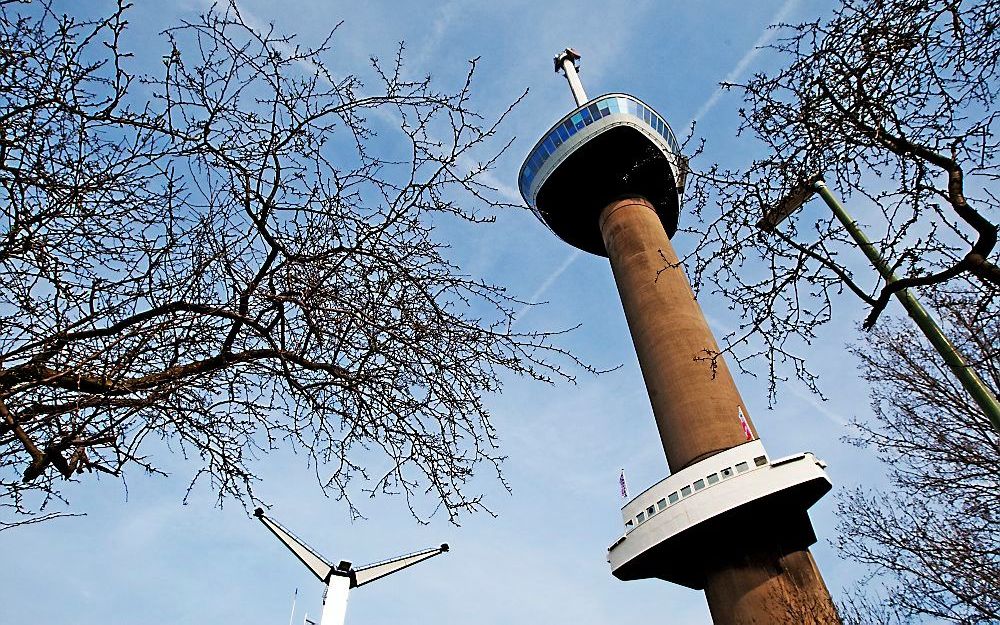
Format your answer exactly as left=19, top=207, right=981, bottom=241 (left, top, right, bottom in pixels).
left=812, top=180, right=1000, bottom=435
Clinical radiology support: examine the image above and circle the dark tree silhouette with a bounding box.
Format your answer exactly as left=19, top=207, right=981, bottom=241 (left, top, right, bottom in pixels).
left=682, top=0, right=1000, bottom=397
left=837, top=283, right=999, bottom=624
left=0, top=1, right=586, bottom=530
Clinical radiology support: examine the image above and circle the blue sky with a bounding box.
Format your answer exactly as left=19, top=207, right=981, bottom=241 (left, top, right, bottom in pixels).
left=0, top=1, right=903, bottom=623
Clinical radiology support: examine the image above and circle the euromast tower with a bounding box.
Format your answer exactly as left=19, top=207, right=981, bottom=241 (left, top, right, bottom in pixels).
left=518, top=49, right=840, bottom=624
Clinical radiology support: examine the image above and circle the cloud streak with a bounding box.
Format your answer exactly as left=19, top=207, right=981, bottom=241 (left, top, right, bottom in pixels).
left=687, top=0, right=800, bottom=127
left=512, top=249, right=581, bottom=327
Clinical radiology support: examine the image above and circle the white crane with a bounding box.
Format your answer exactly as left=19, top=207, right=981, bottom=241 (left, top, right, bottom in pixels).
left=254, top=508, right=449, bottom=625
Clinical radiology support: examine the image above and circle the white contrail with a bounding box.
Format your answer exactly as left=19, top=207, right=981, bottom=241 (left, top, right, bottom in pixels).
left=512, top=249, right=582, bottom=327
left=787, top=385, right=850, bottom=428
left=687, top=0, right=800, bottom=127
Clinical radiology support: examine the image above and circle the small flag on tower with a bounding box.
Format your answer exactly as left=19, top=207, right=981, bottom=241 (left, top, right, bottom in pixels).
left=619, top=468, right=629, bottom=499
left=738, top=406, right=754, bottom=441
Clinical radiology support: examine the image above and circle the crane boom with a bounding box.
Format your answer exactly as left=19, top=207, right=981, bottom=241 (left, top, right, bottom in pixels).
left=353, top=544, right=449, bottom=587
left=254, top=508, right=334, bottom=582
left=254, top=508, right=450, bottom=625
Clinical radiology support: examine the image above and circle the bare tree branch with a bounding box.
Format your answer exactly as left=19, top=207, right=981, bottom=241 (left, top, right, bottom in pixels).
left=837, top=283, right=999, bottom=624
left=682, top=0, right=1000, bottom=399
left=0, top=1, right=589, bottom=528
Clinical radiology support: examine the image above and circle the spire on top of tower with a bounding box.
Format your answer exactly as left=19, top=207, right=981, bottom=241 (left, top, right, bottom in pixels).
left=554, top=47, right=587, bottom=106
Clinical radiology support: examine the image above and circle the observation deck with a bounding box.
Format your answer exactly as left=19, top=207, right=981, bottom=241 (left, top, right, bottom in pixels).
left=518, top=93, right=687, bottom=256
left=607, top=441, right=832, bottom=589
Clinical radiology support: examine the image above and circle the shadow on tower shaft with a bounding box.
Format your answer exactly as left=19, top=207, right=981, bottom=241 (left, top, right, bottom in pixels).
left=519, top=50, right=841, bottom=624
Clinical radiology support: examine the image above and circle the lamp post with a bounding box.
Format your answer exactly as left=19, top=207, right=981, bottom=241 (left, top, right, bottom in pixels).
left=759, top=174, right=1000, bottom=436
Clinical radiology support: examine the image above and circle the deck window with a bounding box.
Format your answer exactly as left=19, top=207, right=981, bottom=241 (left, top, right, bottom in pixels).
left=647, top=505, right=655, bottom=517
left=735, top=461, right=749, bottom=473
left=680, top=485, right=692, bottom=497
left=693, top=479, right=705, bottom=491
left=636, top=511, right=645, bottom=523
left=625, top=519, right=634, bottom=529
left=721, top=467, right=733, bottom=478
left=707, top=473, right=719, bottom=485
left=668, top=492, right=679, bottom=504
left=754, top=455, right=768, bottom=467
left=657, top=498, right=667, bottom=510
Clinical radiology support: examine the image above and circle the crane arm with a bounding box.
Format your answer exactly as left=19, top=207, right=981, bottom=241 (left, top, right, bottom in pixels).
left=352, top=544, right=449, bottom=587
left=254, top=508, right=334, bottom=582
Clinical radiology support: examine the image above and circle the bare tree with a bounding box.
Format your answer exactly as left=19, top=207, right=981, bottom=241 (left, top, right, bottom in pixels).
left=672, top=3, right=1000, bottom=617
left=682, top=0, right=1000, bottom=397
left=836, top=283, right=999, bottom=624
left=0, top=1, right=587, bottom=530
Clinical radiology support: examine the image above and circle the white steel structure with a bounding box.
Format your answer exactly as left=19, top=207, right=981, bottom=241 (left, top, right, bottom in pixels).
left=254, top=509, right=449, bottom=625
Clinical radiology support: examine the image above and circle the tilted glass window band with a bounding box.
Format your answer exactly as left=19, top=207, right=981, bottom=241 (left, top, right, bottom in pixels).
left=520, top=95, right=682, bottom=197
left=637, top=511, right=645, bottom=523
left=693, top=479, right=705, bottom=491
left=706, top=473, right=719, bottom=485
left=625, top=519, right=634, bottom=528
left=735, top=461, right=749, bottom=473
left=721, top=467, right=733, bottom=478
left=754, top=456, right=768, bottom=467
left=668, top=492, right=679, bottom=504
left=657, top=498, right=668, bottom=510
left=647, top=505, right=656, bottom=517
left=680, top=485, right=692, bottom=497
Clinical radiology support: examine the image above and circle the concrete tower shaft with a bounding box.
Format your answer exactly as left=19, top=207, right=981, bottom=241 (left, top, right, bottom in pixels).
left=600, top=198, right=838, bottom=623
left=599, top=198, right=757, bottom=471
left=705, top=547, right=840, bottom=625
